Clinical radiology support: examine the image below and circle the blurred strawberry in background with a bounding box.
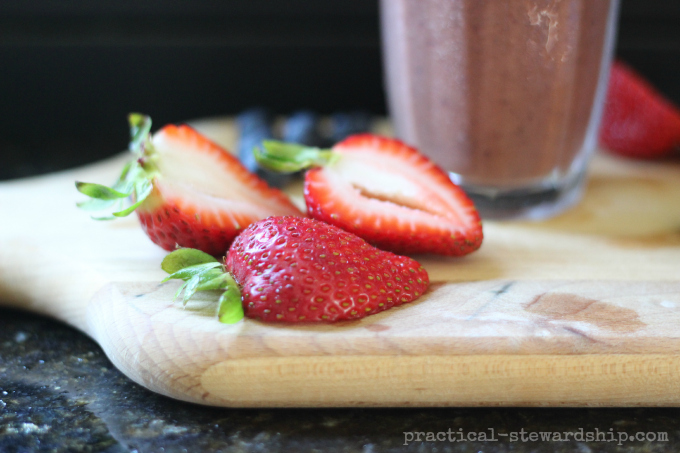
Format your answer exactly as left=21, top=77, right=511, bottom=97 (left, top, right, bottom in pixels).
left=599, top=60, right=680, bottom=159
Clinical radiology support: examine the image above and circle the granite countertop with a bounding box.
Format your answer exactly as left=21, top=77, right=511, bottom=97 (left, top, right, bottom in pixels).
left=1, top=308, right=678, bottom=453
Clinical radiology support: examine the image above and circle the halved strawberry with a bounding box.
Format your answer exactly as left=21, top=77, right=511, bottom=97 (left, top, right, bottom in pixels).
left=599, top=60, right=680, bottom=159
left=76, top=114, right=303, bottom=255
left=254, top=134, right=483, bottom=256
left=161, top=216, right=430, bottom=323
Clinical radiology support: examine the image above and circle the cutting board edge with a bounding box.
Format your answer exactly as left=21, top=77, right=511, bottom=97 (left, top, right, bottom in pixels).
left=128, top=353, right=680, bottom=408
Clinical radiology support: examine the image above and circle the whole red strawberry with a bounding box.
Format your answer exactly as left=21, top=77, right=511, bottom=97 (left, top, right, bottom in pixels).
left=161, top=216, right=430, bottom=323
left=599, top=60, right=680, bottom=159
left=254, top=134, right=483, bottom=256
left=76, top=114, right=302, bottom=255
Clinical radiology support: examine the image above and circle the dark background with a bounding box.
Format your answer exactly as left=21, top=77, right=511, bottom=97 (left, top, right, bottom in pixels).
left=1, top=0, right=679, bottom=180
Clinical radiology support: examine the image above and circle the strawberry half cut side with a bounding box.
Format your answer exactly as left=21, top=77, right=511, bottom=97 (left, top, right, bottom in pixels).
left=161, top=216, right=430, bottom=324
left=254, top=134, right=483, bottom=256
left=76, top=114, right=303, bottom=255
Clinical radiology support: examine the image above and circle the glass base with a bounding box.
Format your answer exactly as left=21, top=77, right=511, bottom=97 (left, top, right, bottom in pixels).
left=452, top=171, right=586, bottom=221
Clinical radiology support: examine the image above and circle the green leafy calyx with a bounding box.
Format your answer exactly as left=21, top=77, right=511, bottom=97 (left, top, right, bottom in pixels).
left=253, top=140, right=338, bottom=174
left=161, top=248, right=244, bottom=324
left=75, top=113, right=158, bottom=220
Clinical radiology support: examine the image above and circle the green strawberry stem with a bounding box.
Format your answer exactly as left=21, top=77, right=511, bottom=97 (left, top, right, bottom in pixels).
left=254, top=140, right=338, bottom=173
left=161, top=248, right=244, bottom=324
left=218, top=289, right=244, bottom=324
left=128, top=113, right=153, bottom=153
left=75, top=113, right=157, bottom=220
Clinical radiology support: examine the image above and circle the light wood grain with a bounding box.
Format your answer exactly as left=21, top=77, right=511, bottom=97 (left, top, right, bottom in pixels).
left=1, top=117, right=680, bottom=407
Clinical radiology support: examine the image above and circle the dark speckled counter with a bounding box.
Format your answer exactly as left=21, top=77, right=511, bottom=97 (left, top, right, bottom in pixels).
left=1, top=308, right=679, bottom=452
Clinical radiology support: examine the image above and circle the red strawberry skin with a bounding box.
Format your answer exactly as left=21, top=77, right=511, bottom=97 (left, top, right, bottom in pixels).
left=137, top=124, right=303, bottom=255
left=599, top=60, right=680, bottom=159
left=304, top=134, right=483, bottom=256
left=137, top=188, right=249, bottom=256
left=226, top=216, right=429, bottom=322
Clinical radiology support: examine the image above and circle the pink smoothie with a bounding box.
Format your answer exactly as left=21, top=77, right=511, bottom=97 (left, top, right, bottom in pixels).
left=381, top=0, right=618, bottom=190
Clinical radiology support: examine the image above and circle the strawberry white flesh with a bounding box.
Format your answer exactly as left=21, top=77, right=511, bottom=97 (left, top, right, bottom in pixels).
left=304, top=134, right=483, bottom=256
left=76, top=115, right=303, bottom=256
left=152, top=127, right=283, bottom=206
left=135, top=124, right=303, bottom=254
left=148, top=125, right=301, bottom=224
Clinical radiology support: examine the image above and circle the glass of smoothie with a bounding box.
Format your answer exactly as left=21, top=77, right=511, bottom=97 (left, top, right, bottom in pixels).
left=380, top=0, right=621, bottom=220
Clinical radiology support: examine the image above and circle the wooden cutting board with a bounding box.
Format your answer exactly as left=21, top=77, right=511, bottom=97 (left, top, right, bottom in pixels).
left=1, top=117, right=680, bottom=407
